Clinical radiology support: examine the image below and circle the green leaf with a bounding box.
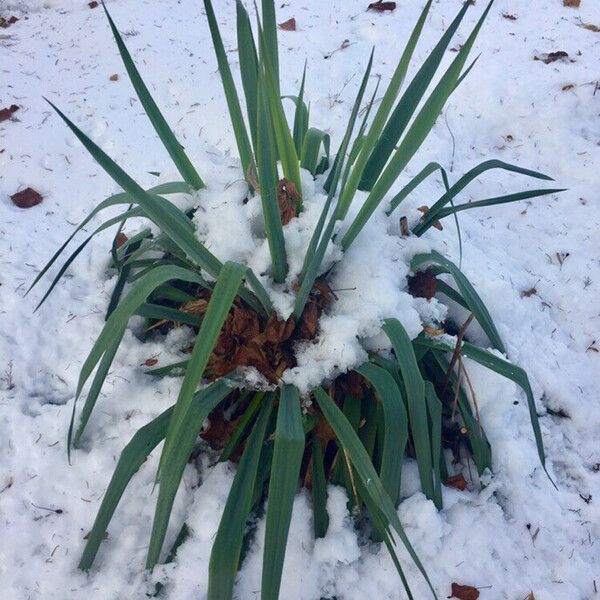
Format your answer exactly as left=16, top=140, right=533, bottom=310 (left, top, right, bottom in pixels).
left=341, top=1, right=495, bottom=251
left=424, top=382, right=443, bottom=509
left=46, top=100, right=270, bottom=315
left=262, top=385, right=304, bottom=600
left=313, top=387, right=436, bottom=599
left=382, top=319, right=434, bottom=501
left=357, top=1, right=471, bottom=193
left=154, top=262, right=247, bottom=509
left=204, top=0, right=255, bottom=180
left=300, top=128, right=330, bottom=176
left=135, top=303, right=202, bottom=328
left=208, top=395, right=274, bottom=600
left=293, top=50, right=374, bottom=320
left=236, top=0, right=260, bottom=150
left=145, top=359, right=190, bottom=378
left=311, top=435, right=329, bottom=538
left=220, top=391, right=265, bottom=462
left=102, top=2, right=204, bottom=189
left=385, top=162, right=447, bottom=216
left=79, top=404, right=173, bottom=571
left=70, top=326, right=125, bottom=450
left=413, top=335, right=552, bottom=483
left=414, top=187, right=565, bottom=235
left=356, top=363, right=408, bottom=507
left=258, top=25, right=302, bottom=196
left=411, top=250, right=506, bottom=353
left=261, top=0, right=279, bottom=89
left=147, top=380, right=232, bottom=568
left=256, top=75, right=288, bottom=283
left=337, top=0, right=433, bottom=215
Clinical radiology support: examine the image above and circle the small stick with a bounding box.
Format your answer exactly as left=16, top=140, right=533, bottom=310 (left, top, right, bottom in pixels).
left=441, top=313, right=475, bottom=397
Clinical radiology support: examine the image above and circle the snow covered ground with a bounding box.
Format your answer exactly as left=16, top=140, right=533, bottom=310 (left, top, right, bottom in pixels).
left=1, top=0, right=599, bottom=598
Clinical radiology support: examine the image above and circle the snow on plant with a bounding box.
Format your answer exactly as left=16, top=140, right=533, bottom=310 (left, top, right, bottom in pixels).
left=30, top=0, right=561, bottom=598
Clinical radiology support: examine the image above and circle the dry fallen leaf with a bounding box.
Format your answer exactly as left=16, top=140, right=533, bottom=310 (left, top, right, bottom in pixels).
left=407, top=270, right=438, bottom=300
left=579, top=21, right=600, bottom=32
left=88, top=1, right=99, bottom=8
left=534, top=51, right=569, bottom=64
left=278, top=17, right=296, bottom=31
left=562, top=83, right=575, bottom=91
left=563, top=0, right=580, bottom=7
left=276, top=178, right=300, bottom=225
left=502, top=13, right=518, bottom=20
left=0, top=104, right=19, bottom=122
left=520, top=287, right=537, bottom=298
left=368, top=1, right=397, bottom=11
left=144, top=358, right=158, bottom=367
left=11, top=187, right=43, bottom=209
left=444, top=473, right=468, bottom=491
left=451, top=583, right=480, bottom=600
left=109, top=73, right=119, bottom=81
left=525, top=593, right=536, bottom=600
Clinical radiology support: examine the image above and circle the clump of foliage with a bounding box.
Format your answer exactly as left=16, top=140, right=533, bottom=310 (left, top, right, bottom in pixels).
left=31, top=1, right=560, bottom=598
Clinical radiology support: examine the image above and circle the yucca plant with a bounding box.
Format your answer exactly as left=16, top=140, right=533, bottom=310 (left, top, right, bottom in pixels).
left=31, top=0, right=561, bottom=598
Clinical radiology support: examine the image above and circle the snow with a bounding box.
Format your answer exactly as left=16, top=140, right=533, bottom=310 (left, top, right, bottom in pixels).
left=1, top=0, right=599, bottom=599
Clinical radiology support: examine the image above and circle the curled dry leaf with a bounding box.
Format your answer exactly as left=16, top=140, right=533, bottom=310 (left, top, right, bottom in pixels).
left=367, top=1, right=397, bottom=11
left=534, top=51, right=569, bottom=64
left=11, top=187, right=43, bottom=209
left=407, top=270, right=438, bottom=300
left=444, top=473, right=469, bottom=491
left=0, top=15, right=19, bottom=28
left=109, top=73, right=119, bottom=81
left=502, top=13, right=517, bottom=20
left=278, top=17, right=296, bottom=31
left=276, top=178, right=301, bottom=225
left=563, top=0, right=580, bottom=7
left=0, top=104, right=19, bottom=122
left=525, top=593, right=536, bottom=600
left=144, top=358, right=159, bottom=367
left=88, top=1, right=99, bottom=8
left=451, top=583, right=480, bottom=600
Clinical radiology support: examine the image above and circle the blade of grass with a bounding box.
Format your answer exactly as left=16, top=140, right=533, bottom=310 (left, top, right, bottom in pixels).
left=356, top=0, right=472, bottom=194
left=424, top=382, right=443, bottom=509
left=204, top=0, right=255, bottom=180
left=256, top=75, right=288, bottom=283
left=102, top=2, right=204, bottom=189
left=313, top=387, right=437, bottom=599
left=356, top=363, right=408, bottom=507
left=382, top=319, right=434, bottom=501
left=208, top=395, right=274, bottom=599
left=414, top=187, right=565, bottom=235
left=262, top=385, right=304, bottom=600
left=300, top=128, right=330, bottom=176
left=337, top=0, right=434, bottom=215
left=311, top=436, right=329, bottom=538
left=147, top=380, right=232, bottom=568
left=341, top=1, right=495, bottom=251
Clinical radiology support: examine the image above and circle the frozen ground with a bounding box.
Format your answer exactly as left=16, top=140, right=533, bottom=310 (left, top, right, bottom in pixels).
left=1, top=0, right=599, bottom=598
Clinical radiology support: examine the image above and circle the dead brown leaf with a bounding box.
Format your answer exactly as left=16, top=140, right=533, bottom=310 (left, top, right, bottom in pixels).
left=407, top=270, right=438, bottom=300
left=0, top=104, right=19, bottom=122
left=11, top=187, right=43, bottom=208
left=524, top=593, right=536, bottom=600
left=451, top=583, right=480, bottom=600
left=367, top=1, right=397, bottom=11
left=109, top=73, right=119, bottom=81
left=444, top=473, right=468, bottom=491
left=579, top=21, right=600, bottom=32
left=276, top=178, right=301, bottom=225
left=144, top=358, right=158, bottom=367
left=562, top=83, right=575, bottom=91
left=520, top=287, right=537, bottom=298
left=115, top=232, right=128, bottom=248
left=534, top=51, right=569, bottom=64
left=88, top=1, right=99, bottom=8
left=278, top=17, right=296, bottom=31
left=563, top=0, right=580, bottom=7
left=502, top=13, right=517, bottom=20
